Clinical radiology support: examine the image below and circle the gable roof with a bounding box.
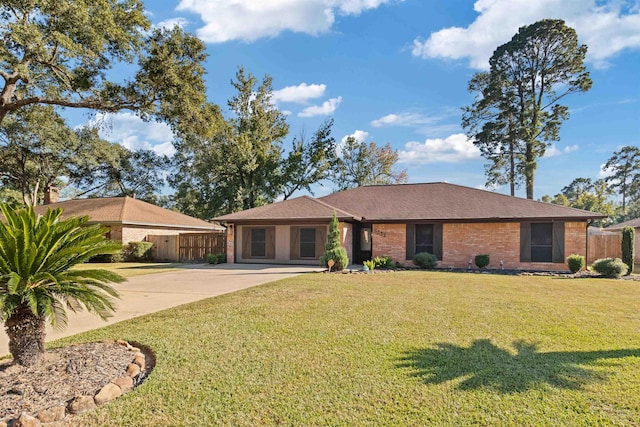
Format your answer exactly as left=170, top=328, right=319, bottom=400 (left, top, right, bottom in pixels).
left=606, top=217, right=640, bottom=230
left=215, top=183, right=605, bottom=223
left=34, top=197, right=223, bottom=230
left=215, top=195, right=360, bottom=223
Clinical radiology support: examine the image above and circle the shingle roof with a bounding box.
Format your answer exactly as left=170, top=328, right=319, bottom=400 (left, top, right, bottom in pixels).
left=319, top=183, right=605, bottom=221
left=34, top=197, right=223, bottom=230
left=215, top=195, right=359, bottom=222
left=216, top=183, right=606, bottom=223
left=606, top=217, right=640, bottom=230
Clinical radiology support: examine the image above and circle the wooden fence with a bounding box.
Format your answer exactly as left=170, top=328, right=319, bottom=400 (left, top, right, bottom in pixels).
left=148, top=232, right=226, bottom=262
left=587, top=234, right=621, bottom=263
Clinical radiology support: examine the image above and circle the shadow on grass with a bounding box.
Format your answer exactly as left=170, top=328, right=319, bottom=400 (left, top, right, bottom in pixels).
left=397, top=339, right=640, bottom=393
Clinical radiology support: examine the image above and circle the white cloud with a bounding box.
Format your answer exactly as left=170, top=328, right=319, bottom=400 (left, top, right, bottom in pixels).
left=90, top=112, right=176, bottom=157
left=156, top=17, right=189, bottom=30
left=398, top=133, right=480, bottom=164
left=273, top=83, right=326, bottom=103
left=341, top=129, right=369, bottom=144
left=412, top=0, right=640, bottom=69
left=282, top=110, right=293, bottom=116
left=176, top=0, right=396, bottom=43
left=298, top=96, right=342, bottom=117
left=545, top=143, right=579, bottom=157
left=370, top=112, right=439, bottom=127
left=599, top=163, right=616, bottom=179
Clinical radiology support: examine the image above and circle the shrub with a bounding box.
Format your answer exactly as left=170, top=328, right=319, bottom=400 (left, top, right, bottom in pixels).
left=373, top=256, right=393, bottom=269
left=621, top=226, right=635, bottom=274
left=126, top=241, right=153, bottom=261
left=413, top=252, right=438, bottom=269
left=363, top=260, right=375, bottom=271
left=207, top=253, right=227, bottom=264
left=474, top=254, right=490, bottom=269
left=567, top=254, right=585, bottom=273
left=320, top=211, right=350, bottom=271
left=591, top=257, right=628, bottom=279
left=89, top=242, right=125, bottom=263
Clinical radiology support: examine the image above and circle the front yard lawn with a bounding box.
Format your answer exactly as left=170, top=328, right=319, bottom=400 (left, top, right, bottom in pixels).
left=61, top=272, right=640, bottom=426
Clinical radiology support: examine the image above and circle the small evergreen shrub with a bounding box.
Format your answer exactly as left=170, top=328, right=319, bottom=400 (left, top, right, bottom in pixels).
left=413, top=252, right=438, bottom=269
left=320, top=211, right=350, bottom=271
left=207, top=253, right=227, bottom=264
left=373, top=256, right=393, bottom=269
left=126, top=241, right=153, bottom=261
left=474, top=254, right=490, bottom=269
left=567, top=254, right=585, bottom=273
left=591, top=258, right=628, bottom=279
left=89, top=242, right=125, bottom=263
left=621, top=226, right=635, bottom=274
left=363, top=260, right=375, bottom=271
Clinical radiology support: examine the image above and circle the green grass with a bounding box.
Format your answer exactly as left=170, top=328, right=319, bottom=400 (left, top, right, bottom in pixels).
left=72, top=262, right=185, bottom=278
left=59, top=272, right=640, bottom=426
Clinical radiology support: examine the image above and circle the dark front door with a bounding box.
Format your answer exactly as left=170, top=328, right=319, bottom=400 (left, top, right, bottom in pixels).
left=354, top=224, right=372, bottom=264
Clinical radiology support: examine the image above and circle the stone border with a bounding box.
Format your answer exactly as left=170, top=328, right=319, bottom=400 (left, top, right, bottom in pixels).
left=2, top=340, right=154, bottom=427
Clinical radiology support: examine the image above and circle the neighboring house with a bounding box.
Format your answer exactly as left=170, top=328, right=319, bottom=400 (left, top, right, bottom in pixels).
left=34, top=196, right=224, bottom=245
left=214, top=183, right=605, bottom=271
left=605, top=218, right=640, bottom=263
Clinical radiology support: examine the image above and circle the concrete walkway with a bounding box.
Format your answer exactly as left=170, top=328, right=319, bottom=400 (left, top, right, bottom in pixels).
left=0, top=264, right=322, bottom=357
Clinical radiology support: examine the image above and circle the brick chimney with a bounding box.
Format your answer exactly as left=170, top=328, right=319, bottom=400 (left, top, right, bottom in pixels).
left=44, top=186, right=60, bottom=205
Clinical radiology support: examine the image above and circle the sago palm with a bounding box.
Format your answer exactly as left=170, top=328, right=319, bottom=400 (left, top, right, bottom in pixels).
left=0, top=203, right=124, bottom=366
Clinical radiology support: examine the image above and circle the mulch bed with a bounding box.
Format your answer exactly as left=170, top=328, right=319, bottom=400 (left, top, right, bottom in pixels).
left=0, top=341, right=135, bottom=423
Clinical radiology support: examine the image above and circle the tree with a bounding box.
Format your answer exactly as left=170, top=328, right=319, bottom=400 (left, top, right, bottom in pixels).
left=603, top=146, right=640, bottom=215
left=561, top=177, right=594, bottom=203
left=319, top=211, right=349, bottom=271
left=0, top=1, right=208, bottom=127
left=0, top=106, right=169, bottom=205
left=463, top=19, right=592, bottom=199
left=171, top=70, right=338, bottom=217
left=332, top=137, right=407, bottom=191
left=280, top=120, right=337, bottom=200
left=0, top=204, right=124, bottom=366
left=542, top=177, right=617, bottom=226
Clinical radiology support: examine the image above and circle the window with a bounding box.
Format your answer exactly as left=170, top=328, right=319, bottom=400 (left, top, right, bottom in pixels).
left=251, top=228, right=266, bottom=257
left=415, top=224, right=434, bottom=255
left=520, top=222, right=564, bottom=263
left=299, top=228, right=316, bottom=258
left=531, top=223, right=553, bottom=262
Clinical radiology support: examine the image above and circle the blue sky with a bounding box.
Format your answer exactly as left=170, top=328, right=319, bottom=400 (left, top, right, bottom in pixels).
left=82, top=0, right=640, bottom=200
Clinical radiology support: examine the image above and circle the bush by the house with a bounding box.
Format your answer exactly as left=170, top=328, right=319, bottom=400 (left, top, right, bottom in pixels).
left=413, top=252, right=438, bottom=269
left=363, top=260, right=376, bottom=271
left=567, top=254, right=585, bottom=273
left=591, top=258, right=628, bottom=279
left=125, top=241, right=153, bottom=261
left=89, top=242, right=125, bottom=263
left=207, top=253, right=227, bottom=264
left=320, top=211, right=350, bottom=271
left=621, top=226, right=635, bottom=274
left=373, top=256, right=393, bottom=269
left=474, top=254, right=490, bottom=269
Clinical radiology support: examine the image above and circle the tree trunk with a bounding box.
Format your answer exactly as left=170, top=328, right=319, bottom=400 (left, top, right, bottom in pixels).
left=525, top=141, right=536, bottom=199
left=4, top=303, right=47, bottom=366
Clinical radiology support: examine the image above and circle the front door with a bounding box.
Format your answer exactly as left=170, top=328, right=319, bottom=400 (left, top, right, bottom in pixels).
left=354, top=224, right=372, bottom=264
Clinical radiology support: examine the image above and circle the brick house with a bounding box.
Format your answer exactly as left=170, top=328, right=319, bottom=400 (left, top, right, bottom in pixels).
left=215, top=183, right=605, bottom=271
left=35, top=196, right=223, bottom=245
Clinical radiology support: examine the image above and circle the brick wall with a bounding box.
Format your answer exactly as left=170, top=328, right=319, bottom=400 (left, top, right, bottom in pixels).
left=226, top=224, right=236, bottom=264
left=371, top=221, right=587, bottom=271
left=340, top=222, right=353, bottom=263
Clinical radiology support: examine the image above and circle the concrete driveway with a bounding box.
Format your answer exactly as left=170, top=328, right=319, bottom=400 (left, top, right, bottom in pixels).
left=0, top=264, right=322, bottom=357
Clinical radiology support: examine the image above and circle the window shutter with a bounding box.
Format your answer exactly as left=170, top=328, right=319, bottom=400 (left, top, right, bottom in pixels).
left=406, top=224, right=415, bottom=260
left=433, top=224, right=443, bottom=260
left=266, top=227, right=276, bottom=259
left=552, top=221, right=565, bottom=263
left=290, top=227, right=300, bottom=260
left=316, top=227, right=327, bottom=260
left=242, top=227, right=251, bottom=259
left=520, top=223, right=531, bottom=262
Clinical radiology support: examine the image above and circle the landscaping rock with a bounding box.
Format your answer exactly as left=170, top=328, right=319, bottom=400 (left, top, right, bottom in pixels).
left=133, top=353, right=145, bottom=368
left=13, top=412, right=40, bottom=427
left=126, top=363, right=141, bottom=378
left=0, top=421, right=7, bottom=427
left=67, top=395, right=96, bottom=414
left=112, top=376, right=134, bottom=392
left=94, top=383, right=122, bottom=405
left=36, top=405, right=65, bottom=423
